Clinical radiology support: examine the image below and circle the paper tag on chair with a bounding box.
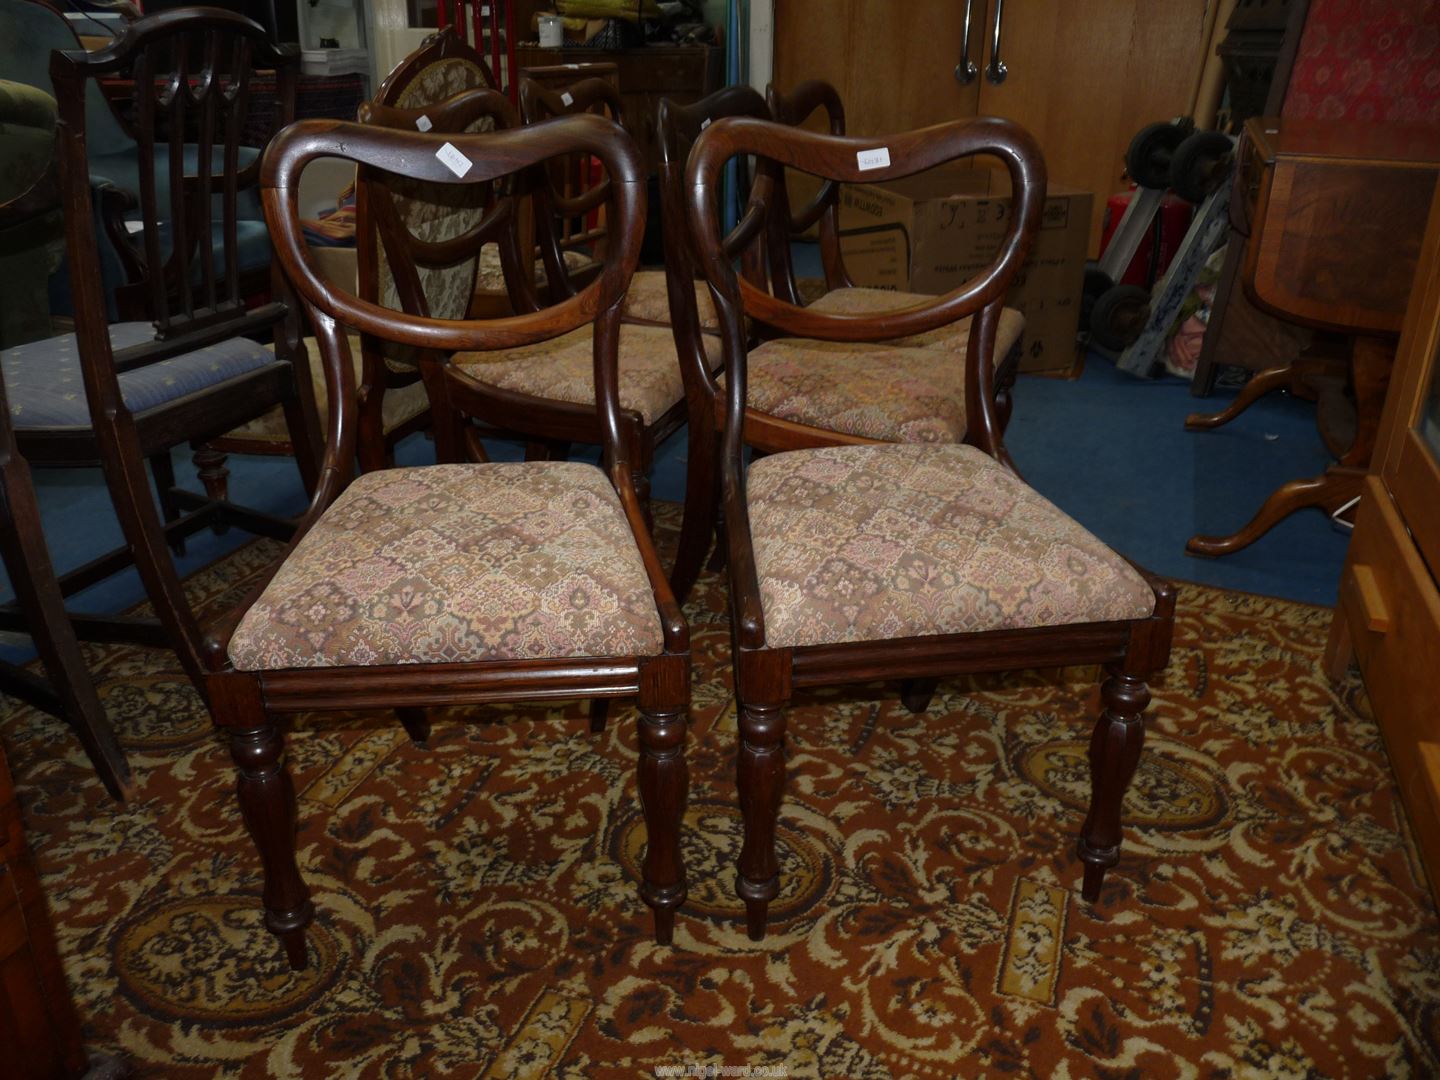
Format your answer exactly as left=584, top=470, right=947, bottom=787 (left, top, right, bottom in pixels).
left=561, top=91, right=574, bottom=107
left=415, top=114, right=433, bottom=132
left=856, top=147, right=891, bottom=171
left=435, top=142, right=473, bottom=178
left=701, top=117, right=711, bottom=129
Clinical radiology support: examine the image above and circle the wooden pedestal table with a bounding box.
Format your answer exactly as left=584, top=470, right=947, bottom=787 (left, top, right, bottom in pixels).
left=1183, top=117, right=1440, bottom=557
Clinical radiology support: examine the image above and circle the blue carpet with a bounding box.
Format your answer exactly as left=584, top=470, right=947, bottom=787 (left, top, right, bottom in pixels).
left=0, top=348, right=1347, bottom=664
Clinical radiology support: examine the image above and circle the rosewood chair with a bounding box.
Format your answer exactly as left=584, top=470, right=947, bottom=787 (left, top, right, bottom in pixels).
left=213, top=111, right=689, bottom=969
left=766, top=79, right=1027, bottom=423
left=664, top=88, right=1044, bottom=602
left=518, top=67, right=718, bottom=332
left=686, top=115, right=1176, bottom=938
left=437, top=73, right=720, bottom=505
left=212, top=28, right=500, bottom=477
left=0, top=10, right=319, bottom=699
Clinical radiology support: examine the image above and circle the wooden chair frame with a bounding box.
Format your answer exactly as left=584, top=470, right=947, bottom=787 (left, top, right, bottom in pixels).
left=767, top=79, right=1025, bottom=429
left=0, top=9, right=320, bottom=699
left=685, top=115, right=1176, bottom=938
left=655, top=84, right=774, bottom=601
left=518, top=67, right=624, bottom=303
left=208, top=113, right=689, bottom=970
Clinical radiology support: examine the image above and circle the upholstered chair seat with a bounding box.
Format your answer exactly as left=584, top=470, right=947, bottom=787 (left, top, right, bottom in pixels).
left=475, top=244, right=597, bottom=295
left=807, top=287, right=1025, bottom=354
left=228, top=461, right=665, bottom=670
left=747, top=443, right=1156, bottom=649
left=620, top=270, right=720, bottom=331
left=223, top=336, right=430, bottom=445
left=1, top=323, right=280, bottom=427
left=454, top=323, right=722, bottom=425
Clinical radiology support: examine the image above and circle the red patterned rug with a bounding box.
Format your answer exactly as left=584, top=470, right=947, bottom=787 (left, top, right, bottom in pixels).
left=3, top=505, right=1437, bottom=1077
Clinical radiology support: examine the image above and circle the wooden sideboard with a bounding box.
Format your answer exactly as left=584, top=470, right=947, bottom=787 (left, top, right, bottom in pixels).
left=1326, top=182, right=1440, bottom=912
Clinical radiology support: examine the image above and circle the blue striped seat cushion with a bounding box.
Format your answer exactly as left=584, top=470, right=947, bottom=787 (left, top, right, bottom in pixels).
left=3, top=323, right=280, bottom=428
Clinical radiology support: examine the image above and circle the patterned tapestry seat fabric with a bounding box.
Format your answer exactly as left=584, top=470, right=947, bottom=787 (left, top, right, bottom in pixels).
left=620, top=270, right=720, bottom=332
left=748, top=443, right=1156, bottom=649
left=1, top=323, right=280, bottom=428
left=228, top=461, right=664, bottom=670
left=221, top=335, right=430, bottom=444
left=454, top=323, right=720, bottom=426
left=475, top=245, right=598, bottom=294
left=738, top=337, right=970, bottom=443
left=808, top=286, right=1025, bottom=354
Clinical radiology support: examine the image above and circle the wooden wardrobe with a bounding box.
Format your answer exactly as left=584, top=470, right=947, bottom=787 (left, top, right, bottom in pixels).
left=772, top=0, right=1213, bottom=254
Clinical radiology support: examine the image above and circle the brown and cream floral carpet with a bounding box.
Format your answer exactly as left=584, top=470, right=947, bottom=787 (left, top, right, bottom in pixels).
left=4, top=505, right=1439, bottom=1078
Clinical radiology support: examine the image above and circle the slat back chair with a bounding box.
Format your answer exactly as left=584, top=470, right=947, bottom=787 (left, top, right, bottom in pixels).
left=655, top=84, right=773, bottom=600
left=0, top=9, right=318, bottom=698
left=518, top=66, right=623, bottom=302
left=210, top=112, right=689, bottom=971
left=686, top=115, right=1176, bottom=939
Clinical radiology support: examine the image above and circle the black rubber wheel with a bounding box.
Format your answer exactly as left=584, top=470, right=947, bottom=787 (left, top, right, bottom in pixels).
left=1080, top=263, right=1114, bottom=332
left=1089, top=284, right=1150, bottom=351
left=1125, top=120, right=1189, bottom=190
left=1169, top=130, right=1234, bottom=203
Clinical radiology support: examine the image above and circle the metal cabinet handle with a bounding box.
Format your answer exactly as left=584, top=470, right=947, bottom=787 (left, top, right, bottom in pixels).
left=986, top=0, right=1008, bottom=84
left=955, top=0, right=979, bottom=85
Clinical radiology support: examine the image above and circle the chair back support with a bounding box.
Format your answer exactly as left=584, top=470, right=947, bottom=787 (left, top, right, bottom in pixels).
left=765, top=79, right=850, bottom=301
left=48, top=8, right=299, bottom=418
left=364, top=29, right=500, bottom=324
left=261, top=114, right=645, bottom=519
left=518, top=66, right=624, bottom=298
left=655, top=85, right=772, bottom=399
left=685, top=116, right=1046, bottom=632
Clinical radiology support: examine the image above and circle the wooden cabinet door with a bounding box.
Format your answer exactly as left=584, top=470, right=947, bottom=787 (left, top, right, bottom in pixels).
left=974, top=0, right=1210, bottom=253
left=772, top=0, right=982, bottom=134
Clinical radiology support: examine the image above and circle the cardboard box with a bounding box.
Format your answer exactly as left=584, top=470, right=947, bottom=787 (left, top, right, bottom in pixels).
left=838, top=168, right=1092, bottom=373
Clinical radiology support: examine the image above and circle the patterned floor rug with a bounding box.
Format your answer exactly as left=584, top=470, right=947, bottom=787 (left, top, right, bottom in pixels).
left=4, top=505, right=1439, bottom=1078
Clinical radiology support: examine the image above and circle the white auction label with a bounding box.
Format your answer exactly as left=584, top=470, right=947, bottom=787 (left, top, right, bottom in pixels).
left=701, top=117, right=711, bottom=129
left=560, top=91, right=574, bottom=107
left=415, top=114, right=432, bottom=132
left=436, top=142, right=473, bottom=178
left=856, top=147, right=891, bottom=171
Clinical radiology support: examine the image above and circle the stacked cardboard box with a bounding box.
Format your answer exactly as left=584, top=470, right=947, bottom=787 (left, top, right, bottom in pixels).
left=838, top=169, right=1092, bottom=374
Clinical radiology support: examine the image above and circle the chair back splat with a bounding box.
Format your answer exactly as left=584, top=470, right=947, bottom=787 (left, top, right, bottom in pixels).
left=518, top=68, right=624, bottom=301
left=262, top=113, right=648, bottom=544
left=764, top=79, right=851, bottom=301
left=52, top=8, right=297, bottom=340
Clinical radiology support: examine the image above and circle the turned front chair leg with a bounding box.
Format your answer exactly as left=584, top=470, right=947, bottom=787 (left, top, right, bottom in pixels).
left=636, top=703, right=687, bottom=944
left=230, top=721, right=313, bottom=970
left=736, top=700, right=786, bottom=940
left=1078, top=661, right=1149, bottom=902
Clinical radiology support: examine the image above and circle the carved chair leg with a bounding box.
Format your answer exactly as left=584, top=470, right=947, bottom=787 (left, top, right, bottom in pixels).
left=1078, top=663, right=1150, bottom=902
left=395, top=707, right=430, bottom=745
left=228, top=717, right=313, bottom=971
left=636, top=702, right=687, bottom=945
left=736, top=699, right=786, bottom=940
left=900, top=677, right=939, bottom=715
left=192, top=444, right=231, bottom=535
left=589, top=698, right=609, bottom=734
left=148, top=451, right=185, bottom=556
